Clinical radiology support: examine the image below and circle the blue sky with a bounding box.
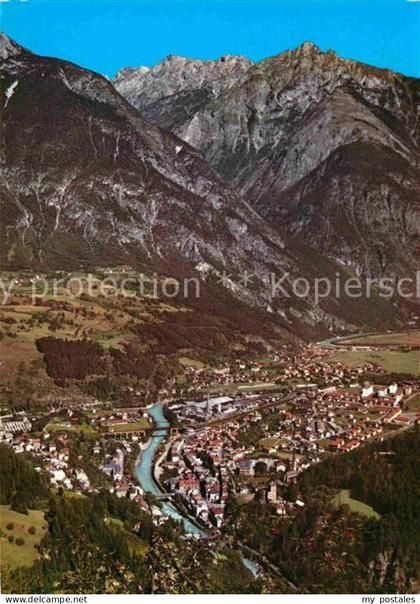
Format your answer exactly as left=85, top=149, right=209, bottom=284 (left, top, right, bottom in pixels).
left=1, top=0, right=419, bottom=77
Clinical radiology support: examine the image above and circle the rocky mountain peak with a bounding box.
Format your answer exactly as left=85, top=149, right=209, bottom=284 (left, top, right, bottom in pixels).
left=114, top=40, right=419, bottom=285
left=0, top=32, right=27, bottom=60
left=1, top=34, right=409, bottom=336
left=115, top=52, right=252, bottom=89
left=219, top=54, right=247, bottom=63
left=4, top=33, right=356, bottom=338
left=163, top=53, right=189, bottom=64
left=113, top=51, right=253, bottom=130
left=297, top=40, right=322, bottom=54
left=113, top=64, right=149, bottom=85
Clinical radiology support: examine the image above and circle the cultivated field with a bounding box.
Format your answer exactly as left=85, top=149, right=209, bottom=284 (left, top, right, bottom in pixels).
left=0, top=270, right=191, bottom=382
left=325, top=350, right=420, bottom=376
left=337, top=331, right=420, bottom=347
left=44, top=421, right=99, bottom=435
left=178, top=356, right=206, bottom=368
left=104, top=419, right=152, bottom=432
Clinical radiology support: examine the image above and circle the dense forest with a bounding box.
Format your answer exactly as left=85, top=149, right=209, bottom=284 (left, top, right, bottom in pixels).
left=2, top=426, right=419, bottom=593
left=0, top=445, right=48, bottom=513
left=300, top=426, right=420, bottom=588
left=36, top=337, right=106, bottom=382
left=0, top=446, right=263, bottom=594
left=3, top=490, right=260, bottom=594
left=34, top=335, right=184, bottom=395
left=225, top=427, right=420, bottom=593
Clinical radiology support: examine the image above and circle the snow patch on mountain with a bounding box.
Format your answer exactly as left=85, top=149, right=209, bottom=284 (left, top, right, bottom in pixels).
left=4, top=79, right=18, bottom=106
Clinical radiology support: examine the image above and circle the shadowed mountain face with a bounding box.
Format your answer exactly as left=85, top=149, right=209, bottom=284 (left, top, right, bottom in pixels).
left=0, top=34, right=407, bottom=337
left=114, top=42, right=420, bottom=281
left=0, top=35, right=282, bottom=284
left=0, top=34, right=320, bottom=339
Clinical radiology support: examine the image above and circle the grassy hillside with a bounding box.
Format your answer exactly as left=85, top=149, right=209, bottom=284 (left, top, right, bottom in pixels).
left=0, top=506, right=47, bottom=568
left=325, top=350, right=420, bottom=376
left=332, top=490, right=380, bottom=519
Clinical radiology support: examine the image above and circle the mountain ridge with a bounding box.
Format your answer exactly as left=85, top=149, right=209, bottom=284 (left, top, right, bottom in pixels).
left=114, top=40, right=420, bottom=283
left=0, top=32, right=408, bottom=338
left=0, top=32, right=26, bottom=60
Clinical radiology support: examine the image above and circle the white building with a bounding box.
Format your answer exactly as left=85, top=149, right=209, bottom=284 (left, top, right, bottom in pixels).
left=362, top=384, right=374, bottom=398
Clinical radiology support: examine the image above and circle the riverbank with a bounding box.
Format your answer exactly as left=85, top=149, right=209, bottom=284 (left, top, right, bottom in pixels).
left=152, top=438, right=209, bottom=535
left=135, top=402, right=205, bottom=536
left=134, top=402, right=260, bottom=578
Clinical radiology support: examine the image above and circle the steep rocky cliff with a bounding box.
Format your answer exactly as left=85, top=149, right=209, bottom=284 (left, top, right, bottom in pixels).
left=115, top=42, right=420, bottom=281
left=0, top=34, right=330, bottom=339
left=0, top=37, right=277, bottom=290
left=0, top=34, right=405, bottom=336
left=114, top=54, right=252, bottom=132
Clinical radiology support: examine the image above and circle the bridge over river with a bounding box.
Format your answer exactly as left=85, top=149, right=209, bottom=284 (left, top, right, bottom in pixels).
left=105, top=425, right=181, bottom=439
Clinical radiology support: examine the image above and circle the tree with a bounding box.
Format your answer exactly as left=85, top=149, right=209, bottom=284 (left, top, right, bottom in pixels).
left=11, top=491, right=29, bottom=515
left=0, top=445, right=48, bottom=509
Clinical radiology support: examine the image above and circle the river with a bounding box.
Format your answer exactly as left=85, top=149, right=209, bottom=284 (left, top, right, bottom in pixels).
left=135, top=402, right=259, bottom=576
left=135, top=402, right=203, bottom=535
